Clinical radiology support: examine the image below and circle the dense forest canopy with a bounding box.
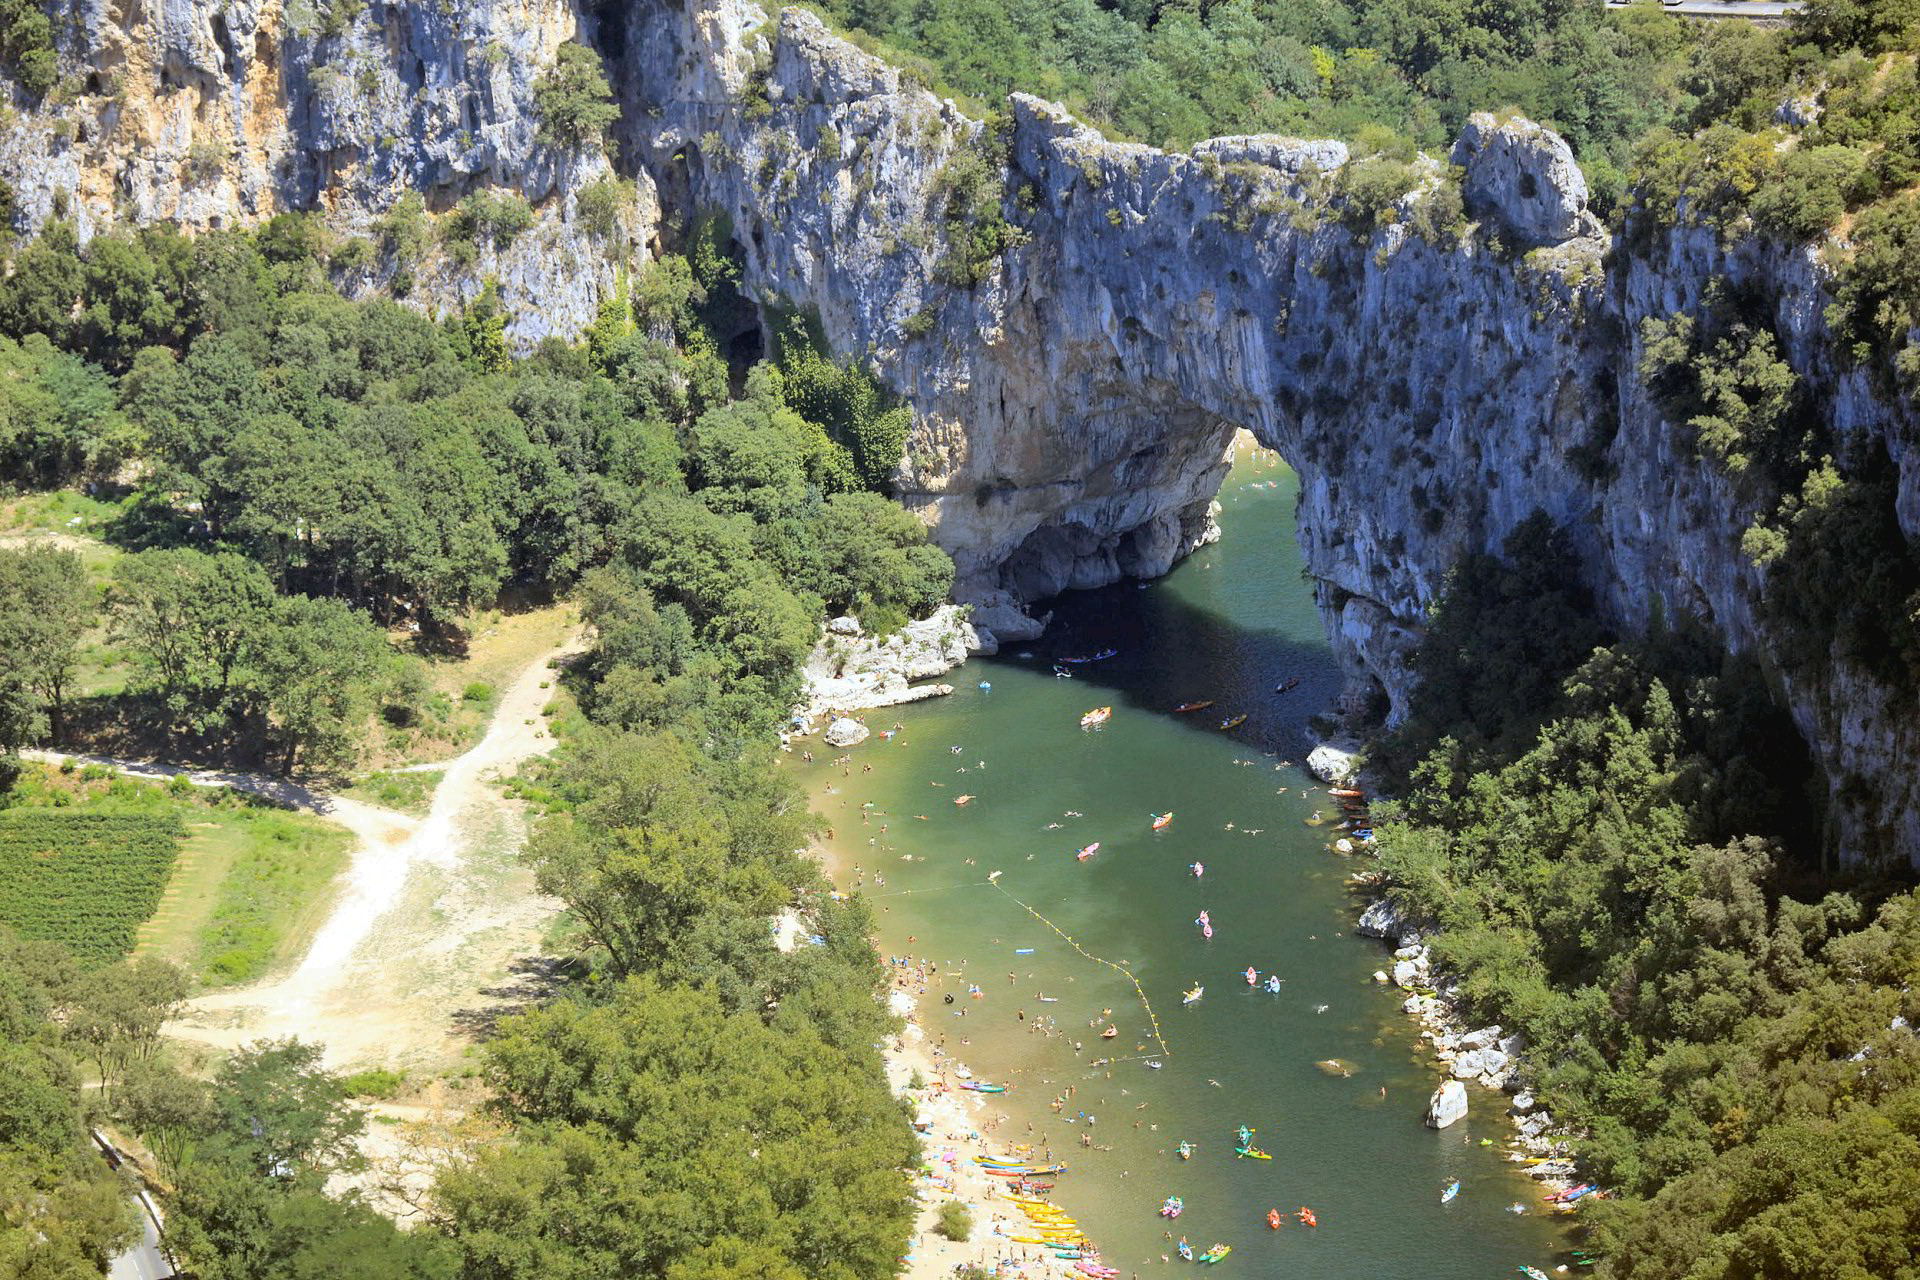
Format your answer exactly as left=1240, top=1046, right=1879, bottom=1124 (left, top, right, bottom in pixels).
left=0, top=200, right=936, bottom=1276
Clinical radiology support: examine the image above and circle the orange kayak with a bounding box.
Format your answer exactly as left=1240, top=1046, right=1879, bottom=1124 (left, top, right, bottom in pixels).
left=1152, top=812, right=1174, bottom=831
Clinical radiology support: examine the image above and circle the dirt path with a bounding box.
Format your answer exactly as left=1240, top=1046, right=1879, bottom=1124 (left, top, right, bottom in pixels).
left=34, top=635, right=582, bottom=1069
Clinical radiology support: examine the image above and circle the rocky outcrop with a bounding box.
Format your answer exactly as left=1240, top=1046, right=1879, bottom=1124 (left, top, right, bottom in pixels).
left=796, top=605, right=982, bottom=725
left=612, top=3, right=1920, bottom=865
left=5, top=0, right=1918, bottom=863
left=6, top=0, right=655, bottom=343
left=1451, top=112, right=1599, bottom=246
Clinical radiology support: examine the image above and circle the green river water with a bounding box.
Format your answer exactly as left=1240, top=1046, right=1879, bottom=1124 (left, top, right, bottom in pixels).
left=799, top=454, right=1568, bottom=1277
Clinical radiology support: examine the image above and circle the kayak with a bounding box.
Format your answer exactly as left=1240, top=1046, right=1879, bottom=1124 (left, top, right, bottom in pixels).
left=1235, top=1145, right=1271, bottom=1160
left=959, top=1082, right=1007, bottom=1093
left=1442, top=1178, right=1460, bottom=1204
left=1296, top=1208, right=1317, bottom=1226
left=1244, top=966, right=1258, bottom=985
left=1061, top=649, right=1118, bottom=664
left=1079, top=706, right=1112, bottom=728
left=1183, top=985, right=1204, bottom=1005
left=1266, top=1208, right=1282, bottom=1229
left=1076, top=842, right=1100, bottom=861
left=1173, top=700, right=1216, bottom=712
left=1152, top=812, right=1175, bottom=830
left=1219, top=714, right=1248, bottom=730
left=1330, top=787, right=1365, bottom=798
left=1199, top=1244, right=1232, bottom=1264
left=1159, top=1196, right=1184, bottom=1218
left=1177, top=1141, right=1194, bottom=1160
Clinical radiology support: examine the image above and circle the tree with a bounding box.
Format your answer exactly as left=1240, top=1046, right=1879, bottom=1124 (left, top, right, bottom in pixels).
left=66, top=957, right=188, bottom=1105
left=120, top=1059, right=212, bottom=1178
left=108, top=549, right=276, bottom=722
left=0, top=547, right=96, bottom=744
left=533, top=42, right=619, bottom=150
left=206, top=1039, right=365, bottom=1180
left=249, top=595, right=389, bottom=775
left=434, top=978, right=915, bottom=1280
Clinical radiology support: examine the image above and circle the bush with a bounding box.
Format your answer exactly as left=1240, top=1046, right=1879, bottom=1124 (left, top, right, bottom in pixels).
left=936, top=1200, right=973, bottom=1241
left=534, top=42, right=618, bottom=150
left=576, top=174, right=626, bottom=240
left=462, top=681, right=495, bottom=704
left=447, top=190, right=536, bottom=251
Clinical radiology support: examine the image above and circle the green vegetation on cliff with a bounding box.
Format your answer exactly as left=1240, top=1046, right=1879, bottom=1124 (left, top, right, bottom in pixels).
left=1376, top=515, right=1920, bottom=1277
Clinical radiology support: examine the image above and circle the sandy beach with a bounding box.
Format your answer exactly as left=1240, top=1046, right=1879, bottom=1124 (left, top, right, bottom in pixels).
left=885, top=981, right=1101, bottom=1280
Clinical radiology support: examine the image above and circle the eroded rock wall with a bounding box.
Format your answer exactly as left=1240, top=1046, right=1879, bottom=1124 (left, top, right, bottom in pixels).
left=3, top=0, right=1917, bottom=862
left=619, top=2, right=1920, bottom=864
left=9, top=0, right=654, bottom=342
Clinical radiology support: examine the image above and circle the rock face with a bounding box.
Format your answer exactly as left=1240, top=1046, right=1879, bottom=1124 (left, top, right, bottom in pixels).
left=5, top=0, right=1920, bottom=863
left=614, top=3, right=1920, bottom=866
left=4, top=0, right=655, bottom=344
left=1450, top=113, right=1599, bottom=246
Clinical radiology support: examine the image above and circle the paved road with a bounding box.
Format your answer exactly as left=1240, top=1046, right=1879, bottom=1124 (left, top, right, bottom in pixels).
left=93, top=1132, right=174, bottom=1280
left=1605, top=0, right=1802, bottom=17
left=107, top=1206, right=170, bottom=1280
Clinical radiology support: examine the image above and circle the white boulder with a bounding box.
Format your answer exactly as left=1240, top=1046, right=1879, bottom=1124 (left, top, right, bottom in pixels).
left=824, top=717, right=870, bottom=747
left=1306, top=742, right=1361, bottom=784
left=1426, top=1080, right=1469, bottom=1129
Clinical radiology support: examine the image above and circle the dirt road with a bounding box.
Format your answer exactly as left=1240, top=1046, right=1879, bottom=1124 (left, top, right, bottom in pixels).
left=34, top=636, right=582, bottom=1069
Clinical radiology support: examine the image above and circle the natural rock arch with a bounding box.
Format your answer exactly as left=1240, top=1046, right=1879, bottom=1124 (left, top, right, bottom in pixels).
left=616, top=1, right=1920, bottom=863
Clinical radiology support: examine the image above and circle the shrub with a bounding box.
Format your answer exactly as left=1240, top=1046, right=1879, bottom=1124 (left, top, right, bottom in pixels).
left=936, top=1200, right=973, bottom=1241
left=340, top=1067, right=407, bottom=1099
left=462, top=681, right=495, bottom=704
left=534, top=42, right=618, bottom=150
left=447, top=189, right=535, bottom=251
left=576, top=174, right=625, bottom=239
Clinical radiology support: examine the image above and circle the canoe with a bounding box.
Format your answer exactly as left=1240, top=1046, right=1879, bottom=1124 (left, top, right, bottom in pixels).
left=1198, top=1244, right=1232, bottom=1264
left=1060, top=649, right=1117, bottom=664
left=1173, top=700, right=1216, bottom=713
left=1152, top=812, right=1175, bottom=830
left=1182, top=985, right=1204, bottom=1005
left=1266, top=1209, right=1282, bottom=1229
left=1079, top=706, right=1112, bottom=728
left=1442, top=1179, right=1460, bottom=1204
left=1235, top=1145, right=1271, bottom=1160
left=1329, top=787, right=1365, bottom=798
left=1218, top=714, right=1248, bottom=730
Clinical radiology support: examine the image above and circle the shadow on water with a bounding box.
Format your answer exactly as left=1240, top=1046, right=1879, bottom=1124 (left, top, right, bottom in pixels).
left=989, top=492, right=1348, bottom=758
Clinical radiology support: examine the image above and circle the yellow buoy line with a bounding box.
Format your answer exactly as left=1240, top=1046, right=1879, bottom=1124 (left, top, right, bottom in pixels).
left=990, top=880, right=1172, bottom=1059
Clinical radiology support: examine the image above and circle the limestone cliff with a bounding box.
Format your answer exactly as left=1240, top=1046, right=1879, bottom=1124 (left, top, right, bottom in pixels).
left=609, top=1, right=1918, bottom=864
left=2, top=0, right=1917, bottom=862
left=12, top=0, right=653, bottom=341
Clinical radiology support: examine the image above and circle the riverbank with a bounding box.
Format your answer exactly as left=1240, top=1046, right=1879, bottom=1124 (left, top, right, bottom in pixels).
left=886, top=982, right=1094, bottom=1280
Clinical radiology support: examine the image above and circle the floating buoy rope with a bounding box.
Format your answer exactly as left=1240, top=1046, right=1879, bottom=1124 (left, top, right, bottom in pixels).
left=989, top=879, right=1171, bottom=1059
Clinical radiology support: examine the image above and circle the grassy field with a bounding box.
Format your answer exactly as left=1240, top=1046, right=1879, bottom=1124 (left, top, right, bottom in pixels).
left=6, top=764, right=351, bottom=986
left=343, top=770, right=442, bottom=818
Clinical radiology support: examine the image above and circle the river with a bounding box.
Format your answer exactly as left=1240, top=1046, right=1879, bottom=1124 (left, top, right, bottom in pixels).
left=801, top=450, right=1566, bottom=1276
